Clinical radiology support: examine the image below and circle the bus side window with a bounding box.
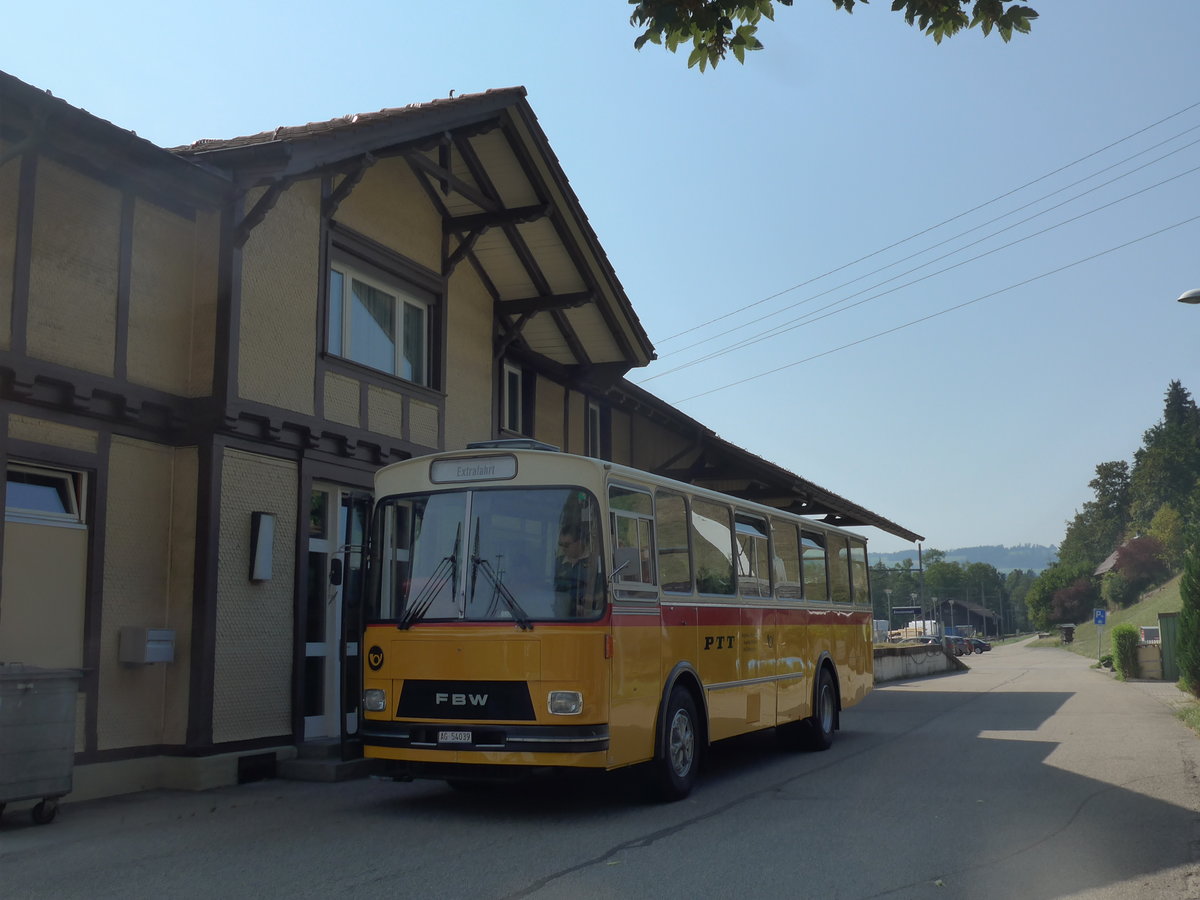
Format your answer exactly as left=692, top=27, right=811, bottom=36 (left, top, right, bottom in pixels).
left=734, top=513, right=769, bottom=598
left=609, top=485, right=656, bottom=586
left=770, top=519, right=802, bottom=600
left=802, top=530, right=828, bottom=602
left=656, top=491, right=692, bottom=593
left=828, top=534, right=852, bottom=603
left=849, top=539, right=869, bottom=606
left=691, top=499, right=734, bottom=596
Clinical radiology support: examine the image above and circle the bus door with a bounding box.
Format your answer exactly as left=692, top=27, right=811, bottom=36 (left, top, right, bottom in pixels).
left=607, top=484, right=662, bottom=766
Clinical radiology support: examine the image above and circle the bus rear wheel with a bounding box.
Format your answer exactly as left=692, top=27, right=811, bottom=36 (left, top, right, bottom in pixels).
left=651, top=686, right=699, bottom=801
left=780, top=667, right=836, bottom=752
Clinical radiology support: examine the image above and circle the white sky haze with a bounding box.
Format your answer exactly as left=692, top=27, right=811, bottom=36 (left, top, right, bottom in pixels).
left=5, top=1, right=1199, bottom=554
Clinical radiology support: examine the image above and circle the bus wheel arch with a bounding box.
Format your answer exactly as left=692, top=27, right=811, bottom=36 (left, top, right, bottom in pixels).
left=649, top=666, right=706, bottom=801
left=779, top=657, right=840, bottom=752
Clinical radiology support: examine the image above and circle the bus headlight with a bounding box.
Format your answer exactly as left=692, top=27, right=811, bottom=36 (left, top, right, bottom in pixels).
left=548, top=691, right=583, bottom=715
left=363, top=689, right=387, bottom=712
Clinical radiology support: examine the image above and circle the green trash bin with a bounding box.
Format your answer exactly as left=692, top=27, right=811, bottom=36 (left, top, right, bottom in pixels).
left=0, top=664, right=82, bottom=825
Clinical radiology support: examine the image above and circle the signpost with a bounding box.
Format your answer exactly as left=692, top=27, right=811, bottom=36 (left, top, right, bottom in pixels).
left=1094, top=608, right=1107, bottom=660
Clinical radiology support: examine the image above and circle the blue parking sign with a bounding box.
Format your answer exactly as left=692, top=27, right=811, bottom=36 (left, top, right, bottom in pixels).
left=1093, top=609, right=1107, bottom=626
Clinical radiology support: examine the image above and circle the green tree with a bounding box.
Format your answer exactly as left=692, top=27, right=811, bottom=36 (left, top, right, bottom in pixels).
left=629, top=0, right=1039, bottom=71
left=1025, top=562, right=1091, bottom=631
left=1129, top=381, right=1200, bottom=530
left=1178, top=546, right=1200, bottom=695
left=1148, top=504, right=1187, bottom=571
left=1057, top=461, right=1131, bottom=571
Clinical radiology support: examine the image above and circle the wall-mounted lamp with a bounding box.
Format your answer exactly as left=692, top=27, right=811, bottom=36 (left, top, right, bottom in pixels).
left=249, top=512, right=275, bottom=582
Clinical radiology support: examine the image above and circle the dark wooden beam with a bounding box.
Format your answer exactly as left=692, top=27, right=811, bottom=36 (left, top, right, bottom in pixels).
left=233, top=179, right=289, bottom=248
left=444, top=228, right=483, bottom=276
left=405, top=150, right=497, bottom=211
left=322, top=153, right=376, bottom=219
left=498, top=291, right=593, bottom=315
left=444, top=203, right=550, bottom=234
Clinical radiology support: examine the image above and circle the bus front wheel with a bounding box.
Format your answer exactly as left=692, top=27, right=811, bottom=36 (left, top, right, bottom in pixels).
left=651, top=686, right=699, bottom=801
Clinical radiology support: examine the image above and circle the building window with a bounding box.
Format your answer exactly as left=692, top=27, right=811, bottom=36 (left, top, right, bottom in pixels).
left=502, top=363, right=524, bottom=433
left=586, top=401, right=601, bottom=458
left=4, top=464, right=85, bottom=527
left=328, top=258, right=431, bottom=386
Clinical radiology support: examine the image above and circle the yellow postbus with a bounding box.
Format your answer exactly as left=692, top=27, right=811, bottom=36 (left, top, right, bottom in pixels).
left=361, top=441, right=873, bottom=799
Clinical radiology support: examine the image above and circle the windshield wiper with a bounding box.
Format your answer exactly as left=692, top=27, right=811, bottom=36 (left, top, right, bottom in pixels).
left=471, top=555, right=534, bottom=631
left=397, top=525, right=460, bottom=630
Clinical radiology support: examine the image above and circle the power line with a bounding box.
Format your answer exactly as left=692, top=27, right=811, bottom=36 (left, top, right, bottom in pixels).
left=656, top=122, right=1200, bottom=361
left=655, top=99, right=1200, bottom=346
left=670, top=213, right=1200, bottom=405
left=639, top=156, right=1200, bottom=383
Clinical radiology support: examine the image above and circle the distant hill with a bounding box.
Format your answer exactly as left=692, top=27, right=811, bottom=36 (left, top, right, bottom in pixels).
left=869, top=544, right=1057, bottom=573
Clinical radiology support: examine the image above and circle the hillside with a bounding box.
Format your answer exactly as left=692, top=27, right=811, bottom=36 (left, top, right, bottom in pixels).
left=1061, top=573, right=1183, bottom=661
left=869, top=544, right=1057, bottom=573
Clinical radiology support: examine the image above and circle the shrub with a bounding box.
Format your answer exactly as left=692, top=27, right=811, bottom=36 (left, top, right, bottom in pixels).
left=1111, top=624, right=1140, bottom=680
left=1178, top=546, right=1200, bottom=695
left=1099, top=653, right=1113, bottom=669
left=1101, top=571, right=1135, bottom=608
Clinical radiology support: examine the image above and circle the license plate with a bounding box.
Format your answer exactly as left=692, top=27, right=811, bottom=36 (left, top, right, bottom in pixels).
left=438, top=730, right=472, bottom=744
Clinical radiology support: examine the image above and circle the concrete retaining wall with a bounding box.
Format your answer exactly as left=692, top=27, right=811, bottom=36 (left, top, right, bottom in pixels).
left=873, top=644, right=965, bottom=682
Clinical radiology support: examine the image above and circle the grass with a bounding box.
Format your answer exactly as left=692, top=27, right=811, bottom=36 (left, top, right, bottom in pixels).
left=1177, top=701, right=1200, bottom=737
left=1058, top=573, right=1183, bottom=661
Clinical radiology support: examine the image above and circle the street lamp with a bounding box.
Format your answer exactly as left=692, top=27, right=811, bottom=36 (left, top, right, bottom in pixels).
left=1178, top=289, right=1200, bottom=304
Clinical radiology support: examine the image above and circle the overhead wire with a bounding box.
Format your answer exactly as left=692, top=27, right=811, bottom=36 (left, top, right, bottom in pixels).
left=654, top=121, right=1200, bottom=362
left=670, top=212, right=1200, bottom=405
left=653, top=99, right=1200, bottom=346
left=638, top=151, right=1200, bottom=383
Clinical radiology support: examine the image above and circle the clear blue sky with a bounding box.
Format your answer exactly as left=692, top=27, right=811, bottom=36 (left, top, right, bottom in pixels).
left=5, top=1, right=1199, bottom=555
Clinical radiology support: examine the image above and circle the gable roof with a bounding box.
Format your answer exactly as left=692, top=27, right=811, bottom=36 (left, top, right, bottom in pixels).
left=174, top=88, right=655, bottom=379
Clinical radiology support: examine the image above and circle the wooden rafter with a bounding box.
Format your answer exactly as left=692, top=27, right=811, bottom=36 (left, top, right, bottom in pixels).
left=498, top=291, right=593, bottom=315
left=443, top=203, right=550, bottom=234
left=404, top=149, right=497, bottom=211
left=322, top=153, right=376, bottom=219
left=234, top=179, right=290, bottom=248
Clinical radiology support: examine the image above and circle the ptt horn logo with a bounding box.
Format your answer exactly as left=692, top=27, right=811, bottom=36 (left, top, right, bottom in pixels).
left=367, top=645, right=384, bottom=670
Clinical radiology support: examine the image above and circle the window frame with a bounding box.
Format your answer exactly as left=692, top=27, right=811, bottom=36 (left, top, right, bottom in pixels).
left=4, top=464, right=87, bottom=529
left=326, top=249, right=435, bottom=388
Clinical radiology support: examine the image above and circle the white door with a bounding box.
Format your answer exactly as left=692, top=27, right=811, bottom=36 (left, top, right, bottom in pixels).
left=304, top=486, right=369, bottom=741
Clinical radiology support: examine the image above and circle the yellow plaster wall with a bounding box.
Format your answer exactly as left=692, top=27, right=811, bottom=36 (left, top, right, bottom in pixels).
left=0, top=140, right=16, bottom=351
left=8, top=414, right=99, bottom=454
left=324, top=372, right=360, bottom=428
left=98, top=438, right=197, bottom=750
left=188, top=210, right=219, bottom=397
left=0, top=521, right=87, bottom=669
left=239, top=180, right=319, bottom=414
left=26, top=158, right=119, bottom=376
left=610, top=408, right=632, bottom=466
left=565, top=390, right=585, bottom=455
left=367, top=385, right=405, bottom=440
left=212, top=449, right=297, bottom=744
left=534, top=376, right=564, bottom=450
left=127, top=199, right=216, bottom=397
left=335, top=158, right=441, bottom=273
left=443, top=264, right=493, bottom=449
left=410, top=400, right=439, bottom=448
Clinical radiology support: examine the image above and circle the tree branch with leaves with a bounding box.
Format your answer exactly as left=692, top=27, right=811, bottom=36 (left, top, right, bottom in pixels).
left=630, top=0, right=1039, bottom=71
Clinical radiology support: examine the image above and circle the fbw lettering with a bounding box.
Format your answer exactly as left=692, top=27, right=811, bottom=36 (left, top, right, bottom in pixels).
left=434, top=692, right=489, bottom=706
left=703, top=635, right=736, bottom=650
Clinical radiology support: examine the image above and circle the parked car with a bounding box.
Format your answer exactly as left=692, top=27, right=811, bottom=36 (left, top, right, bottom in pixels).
left=969, top=638, right=992, bottom=653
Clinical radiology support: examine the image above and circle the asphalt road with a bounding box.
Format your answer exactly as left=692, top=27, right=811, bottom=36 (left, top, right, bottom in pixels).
left=4, top=640, right=1200, bottom=899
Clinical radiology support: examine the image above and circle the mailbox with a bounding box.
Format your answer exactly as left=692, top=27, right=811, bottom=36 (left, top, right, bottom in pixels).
left=119, top=627, right=176, bottom=664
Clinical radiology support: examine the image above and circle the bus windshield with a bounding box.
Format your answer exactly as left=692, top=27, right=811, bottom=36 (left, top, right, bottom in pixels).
left=368, top=486, right=604, bottom=625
